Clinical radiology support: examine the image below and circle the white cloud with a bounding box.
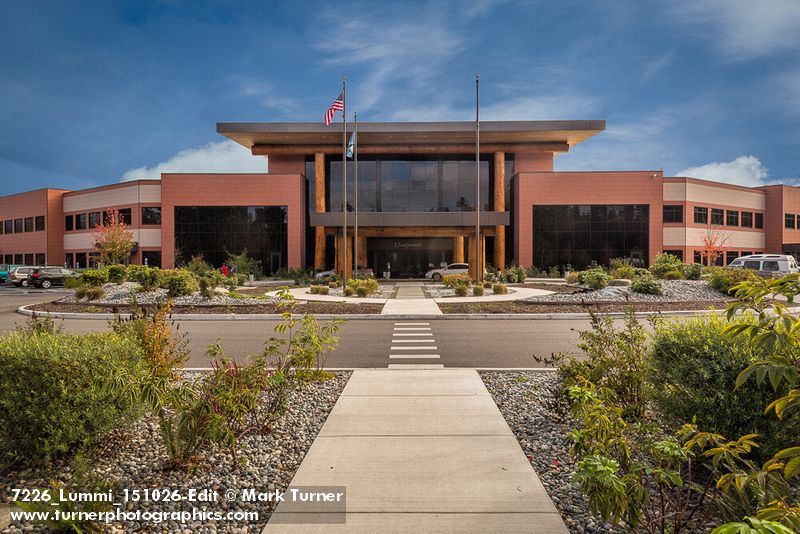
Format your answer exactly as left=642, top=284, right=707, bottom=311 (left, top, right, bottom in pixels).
left=676, top=155, right=769, bottom=187
left=121, top=141, right=265, bottom=181
left=674, top=0, right=800, bottom=60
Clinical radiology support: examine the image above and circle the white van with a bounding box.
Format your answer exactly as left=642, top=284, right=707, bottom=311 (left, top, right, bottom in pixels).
left=727, top=254, right=799, bottom=277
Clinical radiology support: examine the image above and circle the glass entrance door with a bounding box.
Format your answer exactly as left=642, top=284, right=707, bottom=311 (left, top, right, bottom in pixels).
left=368, top=237, right=453, bottom=278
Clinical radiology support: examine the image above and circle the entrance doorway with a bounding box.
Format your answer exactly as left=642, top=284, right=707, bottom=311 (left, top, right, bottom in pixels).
left=368, top=237, right=453, bottom=278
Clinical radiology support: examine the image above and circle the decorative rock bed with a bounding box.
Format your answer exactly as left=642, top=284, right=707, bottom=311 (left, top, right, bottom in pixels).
left=528, top=280, right=729, bottom=303
left=423, top=284, right=513, bottom=298
left=60, top=282, right=269, bottom=306
left=0, top=372, right=350, bottom=533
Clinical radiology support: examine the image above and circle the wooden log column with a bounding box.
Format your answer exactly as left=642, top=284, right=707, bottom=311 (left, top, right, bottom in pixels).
left=336, top=232, right=352, bottom=280
left=493, top=151, right=506, bottom=270
left=453, top=236, right=464, bottom=263
left=468, top=233, right=480, bottom=281
left=314, top=152, right=326, bottom=270
left=357, top=235, right=368, bottom=271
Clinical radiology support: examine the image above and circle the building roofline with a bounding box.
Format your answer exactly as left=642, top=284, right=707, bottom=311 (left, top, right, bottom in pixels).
left=62, top=179, right=161, bottom=197
left=0, top=187, right=71, bottom=200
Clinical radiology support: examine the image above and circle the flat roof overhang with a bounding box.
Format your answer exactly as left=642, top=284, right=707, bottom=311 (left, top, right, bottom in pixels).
left=310, top=211, right=510, bottom=228
left=217, top=120, right=605, bottom=156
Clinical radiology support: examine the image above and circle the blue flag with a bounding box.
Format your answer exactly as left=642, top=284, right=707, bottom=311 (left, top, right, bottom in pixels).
left=346, top=130, right=356, bottom=159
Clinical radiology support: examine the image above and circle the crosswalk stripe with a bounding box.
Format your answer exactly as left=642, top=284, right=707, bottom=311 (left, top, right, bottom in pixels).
left=388, top=363, right=445, bottom=369
left=393, top=327, right=431, bottom=331
left=393, top=322, right=430, bottom=326
left=391, top=339, right=435, bottom=343
left=393, top=333, right=433, bottom=336
left=391, top=346, right=438, bottom=350
left=389, top=354, right=441, bottom=359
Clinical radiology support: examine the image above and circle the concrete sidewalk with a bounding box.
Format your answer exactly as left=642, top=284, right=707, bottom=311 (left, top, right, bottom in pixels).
left=263, top=369, right=567, bottom=533
left=382, top=282, right=442, bottom=315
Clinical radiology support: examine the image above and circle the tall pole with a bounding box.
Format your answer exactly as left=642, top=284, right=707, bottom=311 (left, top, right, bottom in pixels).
left=354, top=112, right=359, bottom=272
left=475, top=74, right=481, bottom=282
left=341, top=77, right=348, bottom=281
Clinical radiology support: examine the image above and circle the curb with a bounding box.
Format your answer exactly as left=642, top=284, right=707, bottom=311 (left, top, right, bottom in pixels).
left=16, top=304, right=773, bottom=321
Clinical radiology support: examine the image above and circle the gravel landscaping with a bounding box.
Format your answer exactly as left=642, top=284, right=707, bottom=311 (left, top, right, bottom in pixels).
left=27, top=301, right=385, bottom=315
left=423, top=284, right=514, bottom=298
left=480, top=372, right=718, bottom=534
left=528, top=280, right=730, bottom=303
left=439, top=300, right=729, bottom=314
left=61, top=282, right=269, bottom=306
left=0, top=372, right=350, bottom=534
left=320, top=284, right=397, bottom=299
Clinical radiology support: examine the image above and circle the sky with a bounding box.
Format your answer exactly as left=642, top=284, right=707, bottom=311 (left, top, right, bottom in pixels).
left=1, top=0, right=798, bottom=195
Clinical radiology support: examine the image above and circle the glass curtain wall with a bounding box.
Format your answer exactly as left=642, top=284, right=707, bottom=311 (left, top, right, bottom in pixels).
left=533, top=204, right=650, bottom=269
left=174, top=206, right=288, bottom=274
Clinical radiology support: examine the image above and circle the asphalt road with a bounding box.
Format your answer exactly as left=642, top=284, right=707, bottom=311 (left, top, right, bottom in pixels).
left=0, top=288, right=595, bottom=369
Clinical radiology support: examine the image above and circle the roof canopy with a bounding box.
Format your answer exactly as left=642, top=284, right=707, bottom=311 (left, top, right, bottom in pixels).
left=217, top=120, right=605, bottom=156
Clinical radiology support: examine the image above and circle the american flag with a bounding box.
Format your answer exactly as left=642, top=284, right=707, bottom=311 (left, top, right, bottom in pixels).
left=324, top=91, right=344, bottom=126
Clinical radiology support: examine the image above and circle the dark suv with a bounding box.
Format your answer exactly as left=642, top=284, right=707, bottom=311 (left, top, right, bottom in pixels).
left=27, top=267, right=80, bottom=289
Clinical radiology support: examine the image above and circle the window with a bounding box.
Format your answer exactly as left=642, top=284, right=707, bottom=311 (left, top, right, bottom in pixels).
left=75, top=253, right=87, bottom=269
left=741, top=211, right=753, bottom=228
left=694, top=207, right=708, bottom=224
left=142, top=207, right=162, bottom=225
left=89, top=212, right=101, bottom=228
left=663, top=250, right=684, bottom=261
left=755, top=213, right=764, bottom=229
left=24, top=217, right=33, bottom=232
left=4, top=254, right=12, bottom=264
left=118, top=208, right=132, bottom=225
left=65, top=215, right=73, bottom=231
left=727, top=210, right=739, bottom=226
left=14, top=219, right=23, bottom=233
left=693, top=251, right=703, bottom=264
left=75, top=213, right=87, bottom=230
left=0, top=220, right=3, bottom=235
left=663, top=205, right=683, bottom=223
left=3, top=220, right=11, bottom=234
left=24, top=253, right=33, bottom=265
left=142, top=251, right=162, bottom=268
left=742, top=251, right=753, bottom=257
left=726, top=251, right=739, bottom=265
left=65, top=254, right=74, bottom=268
left=711, top=208, right=724, bottom=225
left=762, top=261, right=780, bottom=272
left=35, top=253, right=45, bottom=265
left=35, top=215, right=45, bottom=231
left=786, top=213, right=796, bottom=229
left=14, top=254, right=23, bottom=265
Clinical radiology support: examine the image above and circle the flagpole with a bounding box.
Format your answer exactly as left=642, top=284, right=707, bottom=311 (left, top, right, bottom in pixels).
left=342, top=77, right=348, bottom=281
left=475, top=74, right=481, bottom=283
left=354, top=112, right=359, bottom=272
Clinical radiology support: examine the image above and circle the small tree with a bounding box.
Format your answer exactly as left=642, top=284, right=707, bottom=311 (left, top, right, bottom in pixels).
left=701, top=227, right=731, bottom=267
left=92, top=208, right=134, bottom=265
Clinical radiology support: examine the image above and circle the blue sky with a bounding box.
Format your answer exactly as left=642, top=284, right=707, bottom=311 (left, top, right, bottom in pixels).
left=1, top=0, right=798, bottom=195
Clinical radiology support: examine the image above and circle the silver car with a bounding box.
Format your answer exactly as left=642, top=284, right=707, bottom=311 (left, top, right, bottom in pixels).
left=9, top=266, right=35, bottom=287
left=425, top=263, right=469, bottom=282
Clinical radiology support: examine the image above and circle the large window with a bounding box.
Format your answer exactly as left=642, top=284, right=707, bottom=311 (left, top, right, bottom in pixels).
left=174, top=206, right=288, bottom=274
left=3, top=220, right=10, bottom=234
left=326, top=155, right=491, bottom=213
left=711, top=208, right=724, bottom=225
left=14, top=219, right=23, bottom=233
left=741, top=211, right=753, bottom=228
left=727, top=210, right=739, bottom=226
left=755, top=213, right=764, bottom=229
left=35, top=215, right=45, bottom=231
left=142, top=207, right=162, bottom=225
left=89, top=211, right=101, bottom=228
left=786, top=213, right=796, bottom=229
left=663, top=205, right=683, bottom=223
left=532, top=204, right=649, bottom=270
left=118, top=208, right=132, bottom=225
left=65, top=215, right=74, bottom=231
left=694, top=207, right=708, bottom=224
left=75, top=213, right=87, bottom=230
left=35, top=253, right=45, bottom=265
left=24, top=217, right=33, bottom=232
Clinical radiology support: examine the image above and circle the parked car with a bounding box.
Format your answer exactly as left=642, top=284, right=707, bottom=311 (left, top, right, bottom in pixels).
left=425, top=263, right=469, bottom=282
left=727, top=254, right=799, bottom=277
left=27, top=267, right=81, bottom=288
left=0, top=264, right=18, bottom=283
left=9, top=266, right=35, bottom=287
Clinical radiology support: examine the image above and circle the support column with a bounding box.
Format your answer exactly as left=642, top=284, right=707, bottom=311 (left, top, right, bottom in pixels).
left=468, top=233, right=478, bottom=281
left=494, top=151, right=506, bottom=269
left=314, top=152, right=326, bottom=270
left=453, top=236, right=465, bottom=263
left=357, top=235, right=368, bottom=271
left=337, top=232, right=352, bottom=280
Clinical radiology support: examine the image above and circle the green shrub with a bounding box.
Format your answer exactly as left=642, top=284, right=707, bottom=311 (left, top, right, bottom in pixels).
left=107, top=264, right=126, bottom=284
left=492, top=283, right=508, bottom=295
left=309, top=285, right=319, bottom=294
left=631, top=275, right=662, bottom=295
left=504, top=266, right=526, bottom=283
left=455, top=285, right=468, bottom=297
left=661, top=269, right=685, bottom=280
left=0, top=331, right=144, bottom=465
left=343, top=286, right=355, bottom=297
left=648, top=314, right=800, bottom=458
left=199, top=270, right=225, bottom=299
left=609, top=258, right=637, bottom=280
left=346, top=277, right=379, bottom=296
left=275, top=268, right=315, bottom=286
left=483, top=280, right=493, bottom=288
left=547, top=266, right=561, bottom=278
left=472, top=284, right=484, bottom=296
left=226, top=249, right=262, bottom=278
left=159, top=269, right=198, bottom=298
left=75, top=286, right=105, bottom=301
left=565, top=271, right=580, bottom=284
left=709, top=267, right=760, bottom=295
left=127, top=265, right=161, bottom=291
left=356, top=286, right=369, bottom=297
left=680, top=262, right=704, bottom=280
left=317, top=286, right=329, bottom=295
left=526, top=266, right=543, bottom=278
left=650, top=252, right=683, bottom=278
left=81, top=268, right=109, bottom=287
left=64, top=277, right=82, bottom=289
left=580, top=268, right=611, bottom=290
left=225, top=273, right=247, bottom=291
left=443, top=273, right=471, bottom=288
left=184, top=255, right=213, bottom=277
